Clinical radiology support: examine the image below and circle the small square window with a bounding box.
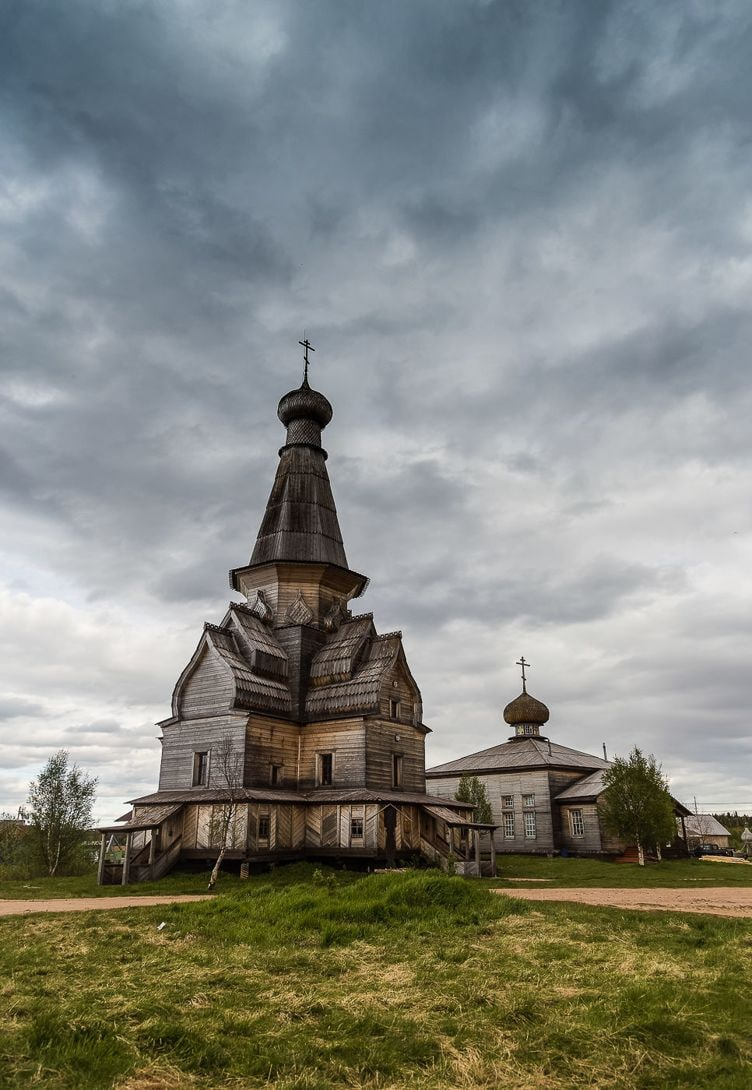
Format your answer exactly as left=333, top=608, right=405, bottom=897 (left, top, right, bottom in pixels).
left=319, top=753, right=333, bottom=786
left=523, top=794, right=535, bottom=808
left=192, top=751, right=209, bottom=787
left=502, top=795, right=514, bottom=809
left=392, top=754, right=403, bottom=788
left=502, top=813, right=515, bottom=838
left=351, top=817, right=364, bottom=839
left=258, top=815, right=270, bottom=840
left=390, top=699, right=400, bottom=720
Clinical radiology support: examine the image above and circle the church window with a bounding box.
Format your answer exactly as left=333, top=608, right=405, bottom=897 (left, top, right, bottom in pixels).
left=192, top=751, right=209, bottom=787
left=270, top=764, right=282, bottom=786
left=523, top=794, right=535, bottom=808
left=258, top=814, right=270, bottom=840
left=524, top=812, right=537, bottom=839
left=392, top=754, right=403, bottom=788
left=569, top=809, right=584, bottom=838
left=318, top=753, right=333, bottom=786
left=351, top=816, right=364, bottom=840
left=502, top=813, right=515, bottom=838
left=502, top=795, right=514, bottom=809
left=390, top=699, right=400, bottom=720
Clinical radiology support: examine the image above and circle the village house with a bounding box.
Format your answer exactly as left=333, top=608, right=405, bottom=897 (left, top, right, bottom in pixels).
left=426, top=659, right=692, bottom=858
left=98, top=346, right=496, bottom=884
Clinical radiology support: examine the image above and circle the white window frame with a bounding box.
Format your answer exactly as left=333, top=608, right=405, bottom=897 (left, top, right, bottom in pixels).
left=569, top=809, right=585, bottom=838
left=524, top=812, right=537, bottom=839
left=502, top=795, right=514, bottom=809
left=502, top=812, right=515, bottom=839
left=523, top=794, right=535, bottom=808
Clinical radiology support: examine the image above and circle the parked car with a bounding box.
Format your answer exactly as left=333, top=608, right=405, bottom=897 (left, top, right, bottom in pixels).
left=693, top=844, right=733, bottom=857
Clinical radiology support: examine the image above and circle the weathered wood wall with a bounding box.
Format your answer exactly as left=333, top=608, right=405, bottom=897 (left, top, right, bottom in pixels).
left=245, top=714, right=300, bottom=788
left=158, top=714, right=248, bottom=792
left=178, top=646, right=234, bottom=718
left=365, top=720, right=425, bottom=791
left=297, top=717, right=367, bottom=790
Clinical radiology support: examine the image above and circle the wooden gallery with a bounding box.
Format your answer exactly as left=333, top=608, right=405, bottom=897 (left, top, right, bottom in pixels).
left=98, top=351, right=496, bottom=883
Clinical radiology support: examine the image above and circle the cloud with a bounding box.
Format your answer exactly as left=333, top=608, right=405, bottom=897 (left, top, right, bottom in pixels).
left=1, top=1, right=751, bottom=820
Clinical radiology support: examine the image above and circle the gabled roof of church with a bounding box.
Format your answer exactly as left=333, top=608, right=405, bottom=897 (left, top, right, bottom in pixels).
left=426, top=737, right=610, bottom=776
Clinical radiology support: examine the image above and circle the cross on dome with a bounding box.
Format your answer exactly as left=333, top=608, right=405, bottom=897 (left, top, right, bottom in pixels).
left=298, top=337, right=315, bottom=383
left=516, top=655, right=531, bottom=693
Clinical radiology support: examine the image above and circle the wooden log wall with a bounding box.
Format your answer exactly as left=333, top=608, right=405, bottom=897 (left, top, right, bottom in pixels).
left=178, top=645, right=234, bottom=718
left=297, top=717, right=367, bottom=789
left=245, top=714, right=300, bottom=788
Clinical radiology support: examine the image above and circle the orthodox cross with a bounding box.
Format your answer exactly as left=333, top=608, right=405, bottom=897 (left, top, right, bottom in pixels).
left=516, top=656, right=531, bottom=692
left=299, top=337, right=315, bottom=382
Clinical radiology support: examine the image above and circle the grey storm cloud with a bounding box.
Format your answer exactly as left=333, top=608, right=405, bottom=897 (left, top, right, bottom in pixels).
left=1, top=0, right=752, bottom=820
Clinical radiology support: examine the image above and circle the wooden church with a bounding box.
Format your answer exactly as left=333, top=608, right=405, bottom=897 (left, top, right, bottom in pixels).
left=98, top=347, right=494, bottom=884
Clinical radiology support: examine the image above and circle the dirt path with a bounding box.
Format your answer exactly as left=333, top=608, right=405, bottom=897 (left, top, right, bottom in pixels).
left=492, top=886, right=752, bottom=918
left=0, top=894, right=214, bottom=917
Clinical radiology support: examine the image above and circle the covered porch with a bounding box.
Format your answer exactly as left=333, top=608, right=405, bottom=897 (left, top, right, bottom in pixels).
left=97, top=804, right=184, bottom=885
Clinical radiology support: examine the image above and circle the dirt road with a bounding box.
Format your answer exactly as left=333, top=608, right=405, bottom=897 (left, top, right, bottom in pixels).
left=492, top=886, right=752, bottom=917
left=0, top=894, right=214, bottom=917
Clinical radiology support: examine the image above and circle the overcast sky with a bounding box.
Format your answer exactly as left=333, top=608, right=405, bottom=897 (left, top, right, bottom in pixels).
left=2, top=1, right=751, bottom=823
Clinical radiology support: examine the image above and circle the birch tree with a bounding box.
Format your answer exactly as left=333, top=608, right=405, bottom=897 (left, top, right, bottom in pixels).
left=27, top=751, right=97, bottom=877
left=600, top=747, right=676, bottom=865
left=207, top=734, right=244, bottom=891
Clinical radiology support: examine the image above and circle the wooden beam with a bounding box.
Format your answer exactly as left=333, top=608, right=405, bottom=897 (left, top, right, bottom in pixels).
left=122, top=832, right=133, bottom=886
left=97, top=832, right=107, bottom=886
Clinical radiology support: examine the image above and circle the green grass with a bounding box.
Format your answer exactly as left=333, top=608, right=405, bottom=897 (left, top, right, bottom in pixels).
left=0, top=869, right=225, bottom=900
left=1, top=864, right=751, bottom=1090
left=489, top=853, right=752, bottom=888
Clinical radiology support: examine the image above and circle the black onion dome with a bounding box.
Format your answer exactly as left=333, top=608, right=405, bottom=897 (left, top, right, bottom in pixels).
left=503, top=691, right=550, bottom=726
left=278, top=379, right=333, bottom=429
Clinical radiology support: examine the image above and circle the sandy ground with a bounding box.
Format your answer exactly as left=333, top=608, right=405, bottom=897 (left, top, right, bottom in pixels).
left=0, top=894, right=214, bottom=917
left=492, top=886, right=752, bottom=917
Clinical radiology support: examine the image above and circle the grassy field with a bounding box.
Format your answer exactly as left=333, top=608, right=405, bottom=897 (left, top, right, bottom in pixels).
left=1, top=864, right=751, bottom=1090
left=489, top=853, right=752, bottom=888
left=3, top=853, right=752, bottom=900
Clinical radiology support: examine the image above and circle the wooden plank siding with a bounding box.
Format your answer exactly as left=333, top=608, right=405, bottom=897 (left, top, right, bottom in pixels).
left=365, top=720, right=425, bottom=792
left=298, top=717, right=367, bottom=790
left=178, top=646, right=234, bottom=718
left=245, top=714, right=300, bottom=788
left=159, top=714, right=248, bottom=792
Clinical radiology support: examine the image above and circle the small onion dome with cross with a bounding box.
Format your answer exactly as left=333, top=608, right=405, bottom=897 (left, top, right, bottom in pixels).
left=503, top=656, right=550, bottom=738
left=277, top=338, right=334, bottom=451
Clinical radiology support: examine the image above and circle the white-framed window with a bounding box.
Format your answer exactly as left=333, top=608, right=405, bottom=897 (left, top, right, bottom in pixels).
left=524, top=812, right=537, bottom=839
left=351, top=810, right=364, bottom=840
left=318, top=753, right=333, bottom=786
left=523, top=794, right=535, bottom=808
left=569, top=809, right=584, bottom=838
left=502, top=795, right=514, bottom=809
left=258, top=814, right=270, bottom=841
left=192, top=751, right=209, bottom=786
left=502, top=813, right=515, bottom=839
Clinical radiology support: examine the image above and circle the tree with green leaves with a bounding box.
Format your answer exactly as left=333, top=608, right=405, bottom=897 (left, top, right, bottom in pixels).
left=455, top=774, right=493, bottom=825
left=600, top=747, right=676, bottom=866
left=27, top=750, right=97, bottom=877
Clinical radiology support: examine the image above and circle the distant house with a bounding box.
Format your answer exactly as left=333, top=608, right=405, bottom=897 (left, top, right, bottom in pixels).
left=426, top=669, right=691, bottom=857
left=683, top=814, right=731, bottom=849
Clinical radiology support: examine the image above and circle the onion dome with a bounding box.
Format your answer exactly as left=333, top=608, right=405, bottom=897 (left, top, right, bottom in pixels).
left=278, top=379, right=333, bottom=430
left=504, top=690, right=549, bottom=738
left=504, top=691, right=550, bottom=725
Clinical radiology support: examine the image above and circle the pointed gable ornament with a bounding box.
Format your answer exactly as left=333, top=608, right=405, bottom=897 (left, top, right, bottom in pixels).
left=247, top=589, right=274, bottom=624
left=285, top=590, right=314, bottom=625
left=323, top=598, right=347, bottom=633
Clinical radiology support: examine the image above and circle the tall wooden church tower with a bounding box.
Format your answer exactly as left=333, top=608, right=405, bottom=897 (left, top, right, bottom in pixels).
left=98, top=347, right=490, bottom=883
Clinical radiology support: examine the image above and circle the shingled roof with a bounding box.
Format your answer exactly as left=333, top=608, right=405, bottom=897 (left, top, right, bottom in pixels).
left=306, top=632, right=404, bottom=718
left=426, top=737, right=610, bottom=776
left=250, top=379, right=349, bottom=568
